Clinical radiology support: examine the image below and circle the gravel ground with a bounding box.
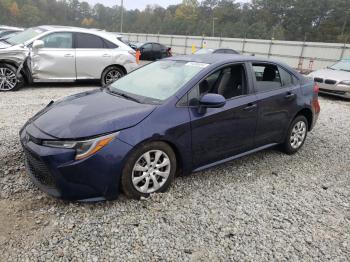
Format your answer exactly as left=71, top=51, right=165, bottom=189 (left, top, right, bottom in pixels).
left=0, top=85, right=349, bottom=261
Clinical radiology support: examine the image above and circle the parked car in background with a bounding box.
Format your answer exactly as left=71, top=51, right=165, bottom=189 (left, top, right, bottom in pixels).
left=0, top=26, right=138, bottom=91
left=308, top=59, right=350, bottom=99
left=195, top=48, right=240, bottom=55
left=0, top=26, right=24, bottom=39
left=130, top=42, right=172, bottom=60
left=20, top=54, right=320, bottom=201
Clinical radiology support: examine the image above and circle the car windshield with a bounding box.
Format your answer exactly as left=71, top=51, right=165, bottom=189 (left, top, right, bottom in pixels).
left=195, top=48, right=214, bottom=54
left=6, top=27, right=46, bottom=45
left=329, top=61, right=350, bottom=72
left=108, top=60, right=208, bottom=103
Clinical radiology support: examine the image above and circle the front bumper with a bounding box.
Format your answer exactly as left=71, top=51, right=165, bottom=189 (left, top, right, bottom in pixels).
left=20, top=125, right=133, bottom=201
left=318, top=83, right=350, bottom=99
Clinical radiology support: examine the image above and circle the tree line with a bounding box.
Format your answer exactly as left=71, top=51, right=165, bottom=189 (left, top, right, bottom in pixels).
left=1, top=0, right=349, bottom=43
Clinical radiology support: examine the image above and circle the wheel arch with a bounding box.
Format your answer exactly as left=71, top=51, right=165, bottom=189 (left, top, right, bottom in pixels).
left=0, top=59, right=31, bottom=84
left=102, top=64, right=127, bottom=78
left=294, top=107, right=313, bottom=131
left=123, top=137, right=185, bottom=177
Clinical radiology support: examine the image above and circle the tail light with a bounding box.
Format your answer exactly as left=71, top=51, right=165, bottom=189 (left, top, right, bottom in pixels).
left=312, top=82, right=320, bottom=113
left=313, top=82, right=320, bottom=93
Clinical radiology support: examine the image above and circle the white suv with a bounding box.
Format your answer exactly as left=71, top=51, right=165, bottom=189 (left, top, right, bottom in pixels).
left=0, top=26, right=138, bottom=91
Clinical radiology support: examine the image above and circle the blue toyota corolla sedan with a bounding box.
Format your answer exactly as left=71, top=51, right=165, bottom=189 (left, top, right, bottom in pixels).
left=20, top=54, right=320, bottom=201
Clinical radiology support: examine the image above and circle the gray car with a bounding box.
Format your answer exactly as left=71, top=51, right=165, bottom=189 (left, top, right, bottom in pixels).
left=0, top=26, right=138, bottom=91
left=308, top=60, right=350, bottom=99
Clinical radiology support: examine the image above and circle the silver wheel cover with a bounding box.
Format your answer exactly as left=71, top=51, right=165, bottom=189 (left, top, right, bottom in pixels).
left=290, top=121, right=307, bottom=149
left=132, top=150, right=171, bottom=194
left=0, top=67, right=17, bottom=91
left=105, top=70, right=122, bottom=85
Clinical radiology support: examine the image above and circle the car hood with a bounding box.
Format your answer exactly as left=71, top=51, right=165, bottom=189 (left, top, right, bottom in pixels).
left=309, top=68, right=350, bottom=81
left=32, top=89, right=157, bottom=139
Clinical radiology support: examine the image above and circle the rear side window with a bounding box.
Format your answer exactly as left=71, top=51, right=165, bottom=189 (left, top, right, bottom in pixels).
left=252, top=63, right=282, bottom=92
left=75, top=33, right=104, bottom=49
left=103, top=39, right=118, bottom=49
left=41, top=32, right=73, bottom=48
left=279, top=67, right=298, bottom=87
left=152, top=43, right=161, bottom=51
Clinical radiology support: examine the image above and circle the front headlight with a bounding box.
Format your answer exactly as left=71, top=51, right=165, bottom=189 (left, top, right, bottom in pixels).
left=42, top=132, right=118, bottom=160
left=339, top=80, right=350, bottom=86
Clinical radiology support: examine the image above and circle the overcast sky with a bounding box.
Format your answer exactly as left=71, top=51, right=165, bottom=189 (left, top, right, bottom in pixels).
left=85, top=0, right=183, bottom=10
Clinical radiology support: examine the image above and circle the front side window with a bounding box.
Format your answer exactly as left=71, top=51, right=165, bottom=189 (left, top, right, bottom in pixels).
left=76, top=33, right=104, bottom=49
left=188, top=64, right=247, bottom=105
left=152, top=43, right=161, bottom=51
left=108, top=60, right=207, bottom=103
left=142, top=43, right=152, bottom=50
left=41, top=32, right=73, bottom=48
left=252, top=63, right=282, bottom=92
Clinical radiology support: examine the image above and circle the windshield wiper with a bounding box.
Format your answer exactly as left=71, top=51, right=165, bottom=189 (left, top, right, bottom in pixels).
left=339, top=69, right=350, bottom=72
left=107, top=88, right=141, bottom=103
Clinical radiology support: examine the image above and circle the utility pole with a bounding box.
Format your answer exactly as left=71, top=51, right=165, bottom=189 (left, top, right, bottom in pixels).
left=120, top=0, right=124, bottom=33
left=212, top=17, right=218, bottom=37
left=341, top=9, right=349, bottom=42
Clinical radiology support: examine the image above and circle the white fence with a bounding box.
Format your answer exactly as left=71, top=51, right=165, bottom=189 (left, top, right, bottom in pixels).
left=123, top=33, right=350, bottom=71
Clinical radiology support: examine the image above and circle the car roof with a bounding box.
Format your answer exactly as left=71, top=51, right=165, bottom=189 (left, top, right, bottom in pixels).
left=166, top=54, right=261, bottom=64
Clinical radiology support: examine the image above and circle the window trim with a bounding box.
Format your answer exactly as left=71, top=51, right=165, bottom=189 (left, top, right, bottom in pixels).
left=176, top=62, right=253, bottom=108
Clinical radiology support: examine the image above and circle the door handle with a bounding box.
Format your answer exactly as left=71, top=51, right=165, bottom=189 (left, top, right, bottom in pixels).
left=102, top=54, right=111, bottom=57
left=64, top=54, right=74, bottom=58
left=243, top=103, right=257, bottom=111
left=285, top=92, right=296, bottom=100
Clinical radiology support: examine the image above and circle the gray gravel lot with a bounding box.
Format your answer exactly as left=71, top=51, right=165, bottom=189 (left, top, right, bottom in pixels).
left=0, top=85, right=349, bottom=261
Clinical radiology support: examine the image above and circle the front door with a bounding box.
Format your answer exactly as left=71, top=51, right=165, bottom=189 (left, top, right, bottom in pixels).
left=189, top=63, right=258, bottom=168
left=31, top=32, right=75, bottom=81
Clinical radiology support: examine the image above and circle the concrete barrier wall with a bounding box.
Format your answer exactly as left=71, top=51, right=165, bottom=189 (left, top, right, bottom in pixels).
left=123, top=33, right=350, bottom=71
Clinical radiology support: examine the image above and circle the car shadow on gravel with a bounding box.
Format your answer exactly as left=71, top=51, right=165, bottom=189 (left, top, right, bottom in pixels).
left=25, top=82, right=101, bottom=89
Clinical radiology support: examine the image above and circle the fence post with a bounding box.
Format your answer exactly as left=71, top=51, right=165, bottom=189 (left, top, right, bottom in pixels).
left=170, top=35, right=173, bottom=49
left=267, top=39, right=273, bottom=58
left=184, top=35, right=188, bottom=55
left=157, top=33, right=160, bottom=43
left=242, top=36, right=246, bottom=54
left=219, top=34, right=222, bottom=48
left=136, top=34, right=139, bottom=42
left=340, top=37, right=348, bottom=60
left=298, top=35, right=307, bottom=71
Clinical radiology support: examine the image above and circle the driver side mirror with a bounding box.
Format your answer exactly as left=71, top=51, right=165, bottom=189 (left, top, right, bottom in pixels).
left=198, top=93, right=226, bottom=114
left=32, top=40, right=44, bottom=50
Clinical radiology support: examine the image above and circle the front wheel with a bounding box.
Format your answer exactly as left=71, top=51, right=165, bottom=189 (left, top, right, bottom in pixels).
left=282, top=115, right=308, bottom=154
left=0, top=63, right=24, bottom=91
left=101, top=66, right=125, bottom=87
left=121, top=142, right=177, bottom=199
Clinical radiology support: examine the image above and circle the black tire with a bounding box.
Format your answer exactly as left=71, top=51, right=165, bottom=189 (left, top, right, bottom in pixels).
left=282, top=115, right=308, bottom=155
left=121, top=141, right=177, bottom=200
left=101, top=66, right=125, bottom=87
left=0, top=63, right=24, bottom=91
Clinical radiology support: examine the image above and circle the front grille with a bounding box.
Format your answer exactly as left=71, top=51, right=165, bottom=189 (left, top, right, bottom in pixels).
left=23, top=147, right=56, bottom=188
left=325, top=79, right=336, bottom=85
left=314, top=77, right=323, bottom=83
left=319, top=88, right=346, bottom=95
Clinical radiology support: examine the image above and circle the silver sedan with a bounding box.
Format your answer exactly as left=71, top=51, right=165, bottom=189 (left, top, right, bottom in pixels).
left=0, top=26, right=138, bottom=91
left=308, top=60, right=350, bottom=99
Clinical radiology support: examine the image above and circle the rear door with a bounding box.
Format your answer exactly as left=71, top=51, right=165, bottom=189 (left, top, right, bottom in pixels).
left=75, top=33, right=114, bottom=80
left=152, top=43, right=162, bottom=59
left=140, top=43, right=153, bottom=60
left=32, top=32, right=75, bottom=81
left=250, top=62, right=301, bottom=147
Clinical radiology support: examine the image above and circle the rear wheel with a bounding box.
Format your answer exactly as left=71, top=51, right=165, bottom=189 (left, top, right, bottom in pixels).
left=101, top=66, right=125, bottom=87
left=0, top=63, right=24, bottom=91
left=121, top=142, right=176, bottom=199
left=282, top=115, right=308, bottom=154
